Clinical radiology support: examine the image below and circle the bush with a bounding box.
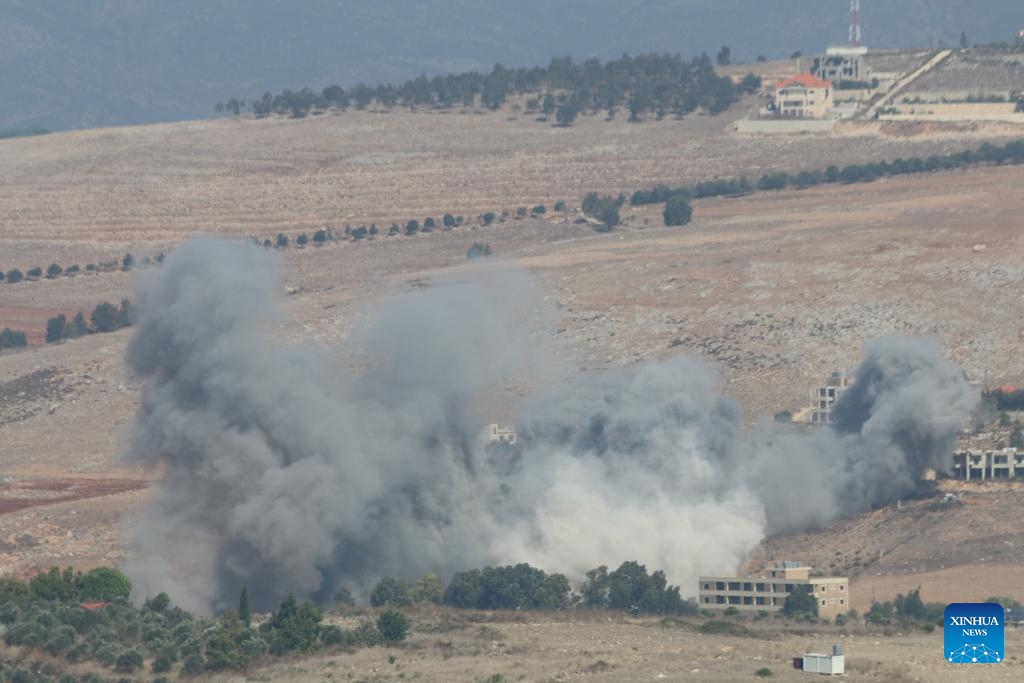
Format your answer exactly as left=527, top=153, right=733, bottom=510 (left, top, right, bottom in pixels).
left=443, top=213, right=456, bottom=228
left=377, top=610, right=409, bottom=642
left=334, top=587, right=355, bottom=606
left=482, top=212, right=496, bottom=225
left=423, top=217, right=437, bottom=231
left=181, top=654, right=205, bottom=676
left=723, top=606, right=740, bottom=617
left=371, top=577, right=411, bottom=607
left=313, top=229, right=328, bottom=244
left=553, top=200, right=567, bottom=212
left=352, top=621, right=384, bottom=646
left=27, top=266, right=42, bottom=278
left=663, top=194, right=693, bottom=226
left=466, top=243, right=492, bottom=259
left=296, top=232, right=309, bottom=246
left=115, top=648, right=143, bottom=673
left=405, top=219, right=420, bottom=235
left=47, top=263, right=63, bottom=278
left=78, top=567, right=132, bottom=601
left=755, top=667, right=774, bottom=678
left=276, top=233, right=289, bottom=248
left=5, top=268, right=22, bottom=283
left=46, top=314, right=68, bottom=343
left=152, top=652, right=173, bottom=673
left=532, top=204, right=546, bottom=215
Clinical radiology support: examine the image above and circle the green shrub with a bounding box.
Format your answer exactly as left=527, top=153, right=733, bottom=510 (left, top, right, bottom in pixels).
left=181, top=654, right=205, bottom=676
left=755, top=667, right=774, bottom=678
left=114, top=648, right=143, bottom=673
left=377, top=610, right=409, bottom=642
left=723, top=606, right=740, bottom=617
left=371, top=578, right=411, bottom=607
left=663, top=194, right=693, bottom=226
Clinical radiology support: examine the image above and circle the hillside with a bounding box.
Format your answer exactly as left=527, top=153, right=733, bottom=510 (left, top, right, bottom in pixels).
left=3, top=0, right=1024, bottom=130
left=757, top=481, right=1024, bottom=613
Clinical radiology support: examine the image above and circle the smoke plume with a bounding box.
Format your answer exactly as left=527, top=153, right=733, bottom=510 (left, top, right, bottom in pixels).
left=123, top=237, right=977, bottom=613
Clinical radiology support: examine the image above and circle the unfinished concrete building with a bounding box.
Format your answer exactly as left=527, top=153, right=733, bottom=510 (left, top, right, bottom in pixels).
left=952, top=448, right=1024, bottom=480
left=812, top=46, right=871, bottom=86
left=698, top=561, right=850, bottom=620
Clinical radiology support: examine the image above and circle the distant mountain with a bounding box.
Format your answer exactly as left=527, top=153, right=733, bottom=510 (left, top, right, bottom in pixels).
left=1, top=0, right=1021, bottom=131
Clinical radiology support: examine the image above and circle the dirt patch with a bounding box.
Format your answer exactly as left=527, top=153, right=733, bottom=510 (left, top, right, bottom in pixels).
left=0, top=478, right=147, bottom=516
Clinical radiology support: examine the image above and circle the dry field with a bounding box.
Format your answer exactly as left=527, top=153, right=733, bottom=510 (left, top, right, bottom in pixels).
left=2, top=105, right=1024, bottom=657
left=206, top=608, right=1024, bottom=683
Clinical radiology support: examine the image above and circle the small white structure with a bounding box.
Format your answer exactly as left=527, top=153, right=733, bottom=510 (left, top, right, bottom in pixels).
left=803, top=644, right=845, bottom=675
left=486, top=423, right=517, bottom=445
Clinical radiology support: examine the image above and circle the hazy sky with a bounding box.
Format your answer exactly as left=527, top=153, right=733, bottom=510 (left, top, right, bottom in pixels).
left=2, top=1, right=1021, bottom=130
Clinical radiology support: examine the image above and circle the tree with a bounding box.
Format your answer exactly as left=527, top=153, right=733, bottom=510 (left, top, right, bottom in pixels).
left=443, top=213, right=456, bottom=228
left=91, top=302, right=122, bottom=333
left=46, top=314, right=68, bottom=343
left=27, top=266, right=42, bottom=278
left=371, top=577, right=411, bottom=607
left=313, top=229, right=328, bottom=244
left=115, top=648, right=143, bottom=673
left=532, top=204, right=546, bottom=215
left=6, top=269, right=22, bottom=284
left=334, top=587, right=355, bottom=606
left=239, top=581, right=251, bottom=627
left=781, top=585, right=818, bottom=617
left=581, top=192, right=623, bottom=230
left=0, top=328, right=28, bottom=349
left=276, top=233, right=289, bottom=248
left=77, top=567, right=132, bottom=600
left=0, top=271, right=4, bottom=282
left=296, top=233, right=308, bottom=246
left=556, top=103, right=580, bottom=126
left=740, top=73, right=762, bottom=94
left=716, top=46, right=732, bottom=66
left=266, top=595, right=323, bottom=653
left=410, top=574, right=444, bottom=604
left=377, top=610, right=409, bottom=642
left=481, top=212, right=496, bottom=226
left=542, top=93, right=556, bottom=117
left=405, top=219, right=420, bottom=235
left=423, top=217, right=436, bottom=231
left=122, top=253, right=134, bottom=269
left=70, top=311, right=88, bottom=337
left=29, top=567, right=77, bottom=601
left=663, top=194, right=693, bottom=226
left=554, top=200, right=567, bottom=212
left=46, top=263, right=63, bottom=278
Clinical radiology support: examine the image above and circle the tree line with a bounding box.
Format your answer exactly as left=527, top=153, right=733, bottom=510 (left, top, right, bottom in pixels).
left=2, top=253, right=160, bottom=288
left=366, top=561, right=694, bottom=616
left=46, top=301, right=132, bottom=344
left=218, top=52, right=756, bottom=124
left=0, top=567, right=407, bottom=682
left=623, top=138, right=1024, bottom=221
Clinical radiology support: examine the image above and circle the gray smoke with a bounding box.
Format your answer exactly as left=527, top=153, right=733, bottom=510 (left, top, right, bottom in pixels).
left=123, top=237, right=977, bottom=613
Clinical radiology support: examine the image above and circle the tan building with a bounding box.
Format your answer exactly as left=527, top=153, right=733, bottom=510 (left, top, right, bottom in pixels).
left=698, top=561, right=850, bottom=620
left=952, top=448, right=1024, bottom=480
left=774, top=74, right=834, bottom=119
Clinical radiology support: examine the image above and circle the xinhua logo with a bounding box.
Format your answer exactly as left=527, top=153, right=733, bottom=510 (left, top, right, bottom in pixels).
left=944, top=602, right=1004, bottom=664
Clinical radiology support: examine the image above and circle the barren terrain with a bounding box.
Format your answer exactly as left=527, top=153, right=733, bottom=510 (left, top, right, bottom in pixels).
left=3, top=101, right=1024, bottom=677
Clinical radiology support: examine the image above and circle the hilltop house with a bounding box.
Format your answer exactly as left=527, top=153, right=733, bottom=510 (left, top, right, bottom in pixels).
left=773, top=74, right=833, bottom=119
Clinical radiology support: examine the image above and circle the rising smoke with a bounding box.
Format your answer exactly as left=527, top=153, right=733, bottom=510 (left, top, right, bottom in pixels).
left=123, top=237, right=977, bottom=613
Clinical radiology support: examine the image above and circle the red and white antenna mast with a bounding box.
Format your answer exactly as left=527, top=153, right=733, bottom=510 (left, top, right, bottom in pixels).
left=849, top=0, right=862, bottom=47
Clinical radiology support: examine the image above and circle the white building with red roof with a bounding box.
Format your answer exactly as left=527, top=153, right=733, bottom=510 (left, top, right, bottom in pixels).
left=773, top=73, right=833, bottom=119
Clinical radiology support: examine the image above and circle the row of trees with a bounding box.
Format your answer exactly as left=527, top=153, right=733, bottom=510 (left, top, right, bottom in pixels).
left=46, top=301, right=132, bottom=344
left=626, top=138, right=1024, bottom=212
left=255, top=203, right=567, bottom=249
left=2, top=253, right=159, bottom=287
left=218, top=52, right=750, bottom=123
left=366, top=561, right=694, bottom=616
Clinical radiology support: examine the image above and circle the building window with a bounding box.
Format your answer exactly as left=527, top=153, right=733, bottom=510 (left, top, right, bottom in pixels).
left=704, top=597, right=711, bottom=604
left=728, top=582, right=741, bottom=591
left=840, top=599, right=845, bottom=605
left=821, top=600, right=827, bottom=606
left=743, top=582, right=753, bottom=592
left=728, top=596, right=740, bottom=605
left=703, top=584, right=710, bottom=591
left=785, top=584, right=794, bottom=593
left=744, top=596, right=753, bottom=605
left=840, top=585, right=845, bottom=591
left=755, top=583, right=766, bottom=592
left=756, top=597, right=765, bottom=605
left=716, top=582, right=726, bottom=591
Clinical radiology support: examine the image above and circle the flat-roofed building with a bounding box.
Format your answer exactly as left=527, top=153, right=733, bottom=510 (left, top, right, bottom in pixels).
left=698, top=561, right=850, bottom=620
left=952, top=448, right=1024, bottom=480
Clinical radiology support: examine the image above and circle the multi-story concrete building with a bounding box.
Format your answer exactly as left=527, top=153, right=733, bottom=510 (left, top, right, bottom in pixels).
left=773, top=74, right=834, bottom=119
left=698, top=561, right=850, bottom=620
left=809, top=371, right=850, bottom=424
left=952, top=448, right=1024, bottom=480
